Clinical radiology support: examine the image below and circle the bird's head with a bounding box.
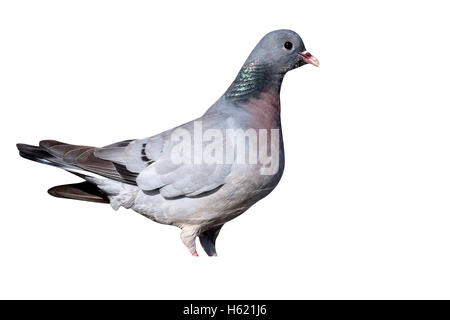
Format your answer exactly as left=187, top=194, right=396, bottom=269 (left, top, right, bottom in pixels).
left=248, top=29, right=319, bottom=74
left=223, top=29, right=318, bottom=102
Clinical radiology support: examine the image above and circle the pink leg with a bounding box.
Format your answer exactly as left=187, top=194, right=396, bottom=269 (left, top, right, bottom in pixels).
left=181, top=225, right=199, bottom=256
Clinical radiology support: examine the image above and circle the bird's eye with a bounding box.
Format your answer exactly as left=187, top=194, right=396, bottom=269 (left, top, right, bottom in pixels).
left=284, top=41, right=293, bottom=50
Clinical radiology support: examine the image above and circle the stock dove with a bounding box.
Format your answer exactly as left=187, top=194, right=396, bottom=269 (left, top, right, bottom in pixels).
left=17, top=29, right=319, bottom=256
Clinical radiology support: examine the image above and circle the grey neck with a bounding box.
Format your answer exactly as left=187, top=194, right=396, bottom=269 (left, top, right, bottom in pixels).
left=224, top=61, right=284, bottom=103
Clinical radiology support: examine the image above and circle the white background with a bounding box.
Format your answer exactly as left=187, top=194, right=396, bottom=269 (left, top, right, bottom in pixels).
left=1, top=0, right=449, bottom=299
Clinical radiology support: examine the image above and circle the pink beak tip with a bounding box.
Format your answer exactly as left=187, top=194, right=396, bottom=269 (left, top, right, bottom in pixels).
left=299, top=51, right=320, bottom=67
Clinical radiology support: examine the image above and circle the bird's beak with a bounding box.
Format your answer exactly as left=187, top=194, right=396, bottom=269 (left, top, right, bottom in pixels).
left=299, top=51, right=320, bottom=67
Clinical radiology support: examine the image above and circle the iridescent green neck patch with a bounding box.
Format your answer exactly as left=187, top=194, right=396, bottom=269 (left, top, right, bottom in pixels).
left=225, top=62, right=281, bottom=102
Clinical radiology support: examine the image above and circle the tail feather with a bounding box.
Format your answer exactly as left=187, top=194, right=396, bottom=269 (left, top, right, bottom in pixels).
left=17, top=140, right=139, bottom=205
left=17, top=143, right=109, bottom=204
left=17, top=143, right=69, bottom=169
left=48, top=182, right=110, bottom=204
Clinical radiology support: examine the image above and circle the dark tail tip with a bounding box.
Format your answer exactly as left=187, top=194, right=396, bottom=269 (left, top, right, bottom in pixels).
left=16, top=143, right=29, bottom=152
left=17, top=143, right=53, bottom=161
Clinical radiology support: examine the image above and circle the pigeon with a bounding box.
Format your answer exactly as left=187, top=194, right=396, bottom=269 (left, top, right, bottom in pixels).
left=17, top=29, right=319, bottom=256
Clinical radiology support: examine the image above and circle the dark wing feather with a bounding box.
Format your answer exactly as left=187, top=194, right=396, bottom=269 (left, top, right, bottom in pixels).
left=39, top=140, right=138, bottom=185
